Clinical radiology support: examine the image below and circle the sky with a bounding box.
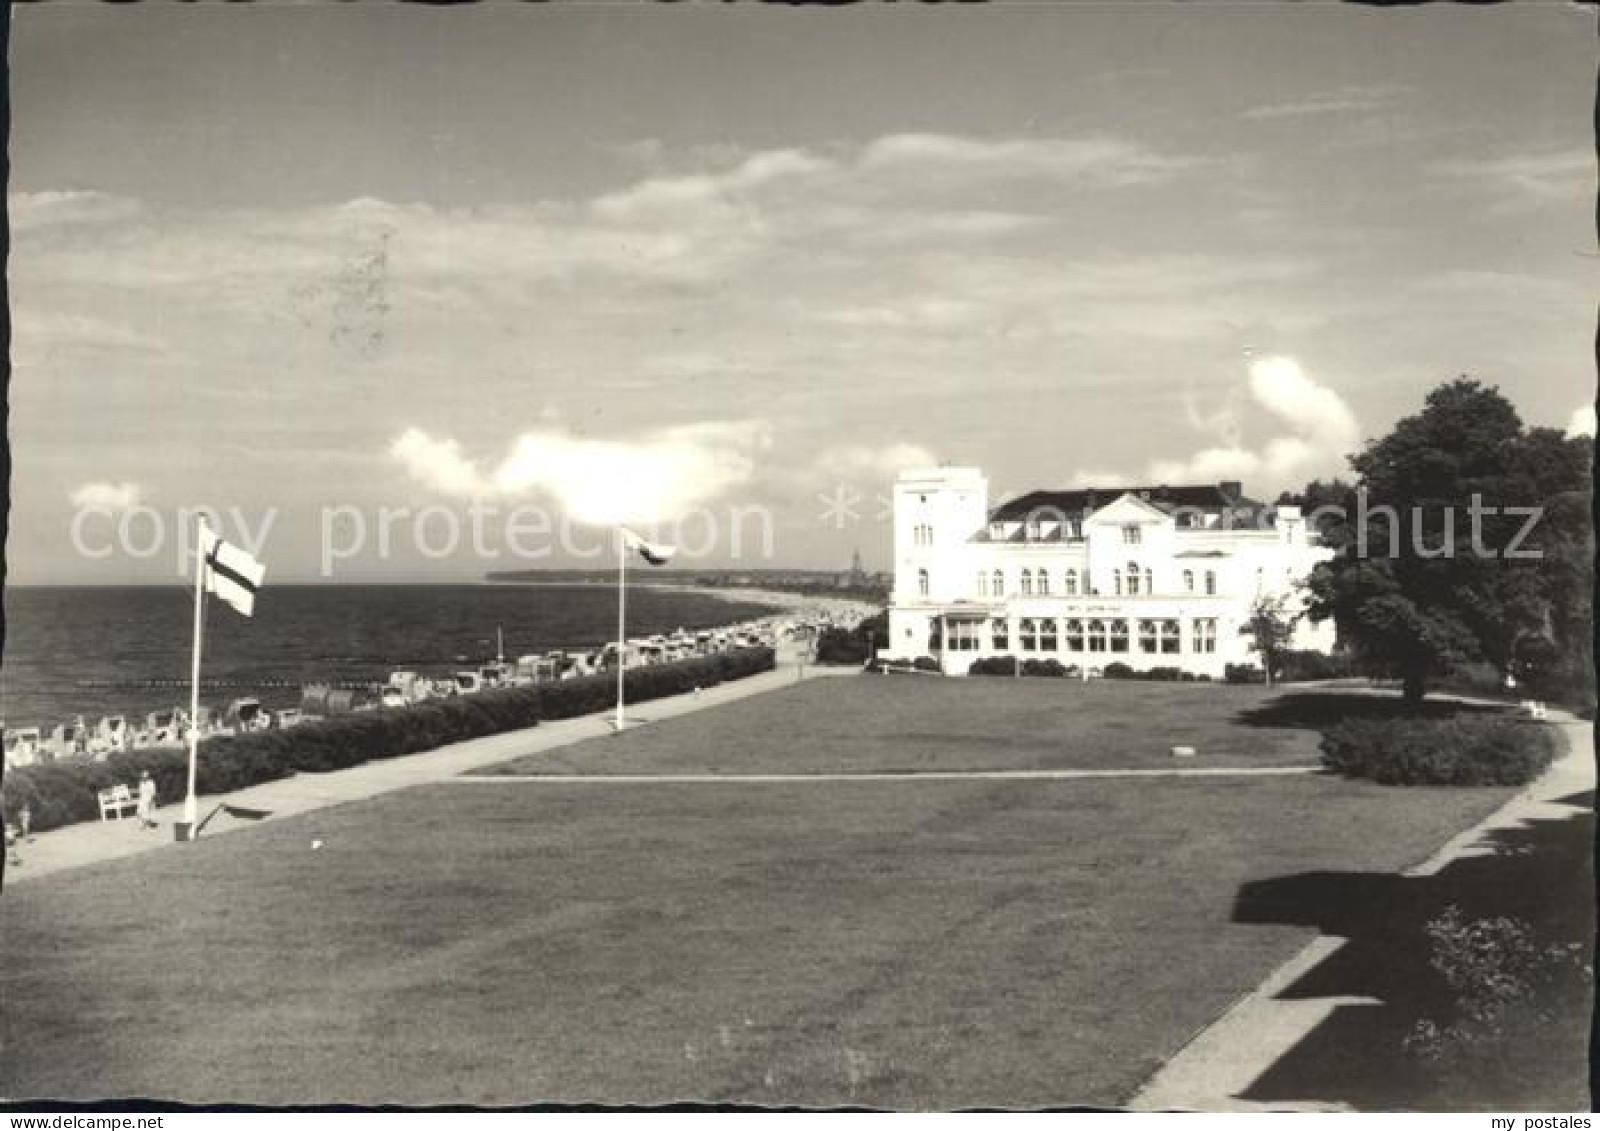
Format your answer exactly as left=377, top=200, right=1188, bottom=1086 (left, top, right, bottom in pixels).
left=9, top=3, right=1596, bottom=582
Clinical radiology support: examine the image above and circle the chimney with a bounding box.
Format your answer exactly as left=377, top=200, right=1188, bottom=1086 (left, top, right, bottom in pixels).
left=1219, top=480, right=1242, bottom=502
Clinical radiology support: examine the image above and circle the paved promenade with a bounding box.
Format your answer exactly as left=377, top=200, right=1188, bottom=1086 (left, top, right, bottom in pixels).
left=5, top=656, right=846, bottom=884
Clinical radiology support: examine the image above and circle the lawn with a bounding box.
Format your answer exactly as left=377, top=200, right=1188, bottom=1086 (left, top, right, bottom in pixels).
left=476, top=675, right=1359, bottom=777
left=0, top=675, right=1540, bottom=1108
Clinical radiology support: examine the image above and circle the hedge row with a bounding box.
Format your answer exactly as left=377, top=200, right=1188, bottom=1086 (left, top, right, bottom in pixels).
left=968, top=657, right=1216, bottom=681
left=1319, top=714, right=1559, bottom=786
left=3, top=647, right=774, bottom=832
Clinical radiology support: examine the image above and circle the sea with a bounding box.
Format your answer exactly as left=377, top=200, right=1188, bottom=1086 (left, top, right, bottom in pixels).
left=0, top=584, right=782, bottom=731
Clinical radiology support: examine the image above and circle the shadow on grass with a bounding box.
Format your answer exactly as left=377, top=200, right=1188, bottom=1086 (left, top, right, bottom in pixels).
left=1226, top=790, right=1595, bottom=1110
left=1234, top=693, right=1507, bottom=736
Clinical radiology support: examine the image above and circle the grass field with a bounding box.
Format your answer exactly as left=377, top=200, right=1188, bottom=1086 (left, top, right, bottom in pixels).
left=0, top=678, right=1564, bottom=1108
left=477, top=675, right=1339, bottom=777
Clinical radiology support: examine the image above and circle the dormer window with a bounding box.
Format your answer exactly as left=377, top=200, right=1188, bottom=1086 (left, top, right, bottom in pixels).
left=988, top=522, right=1004, bottom=540
left=1024, top=520, right=1040, bottom=541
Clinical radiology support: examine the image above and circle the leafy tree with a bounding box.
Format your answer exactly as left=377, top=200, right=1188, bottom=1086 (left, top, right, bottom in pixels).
left=1304, top=378, right=1592, bottom=703
left=1240, top=593, right=1298, bottom=687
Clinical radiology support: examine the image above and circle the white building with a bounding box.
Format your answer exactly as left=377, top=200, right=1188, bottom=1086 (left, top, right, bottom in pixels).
left=885, top=466, right=1335, bottom=677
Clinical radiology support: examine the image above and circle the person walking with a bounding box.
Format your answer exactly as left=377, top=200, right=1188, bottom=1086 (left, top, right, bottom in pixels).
left=136, top=770, right=158, bottom=830
left=19, top=804, right=32, bottom=842
left=5, top=819, right=20, bottom=867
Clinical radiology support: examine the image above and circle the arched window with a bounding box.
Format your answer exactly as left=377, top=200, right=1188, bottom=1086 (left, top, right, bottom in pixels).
left=1204, top=570, right=1216, bottom=596
left=992, top=569, right=1004, bottom=596
left=1064, top=569, right=1078, bottom=596
left=1020, top=569, right=1033, bottom=596
left=918, top=568, right=930, bottom=597
left=1086, top=619, right=1109, bottom=653
left=1109, top=620, right=1131, bottom=653
left=1144, top=567, right=1153, bottom=594
left=1064, top=619, right=1085, bottom=651
left=1036, top=570, right=1050, bottom=596
left=1126, top=561, right=1141, bottom=596
left=1039, top=618, right=1059, bottom=651
left=1018, top=618, right=1039, bottom=652
left=991, top=618, right=1009, bottom=651
left=1112, top=568, right=1123, bottom=596
left=1183, top=569, right=1195, bottom=593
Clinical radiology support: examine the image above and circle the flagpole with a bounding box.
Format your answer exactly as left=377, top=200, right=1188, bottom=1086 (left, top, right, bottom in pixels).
left=183, top=515, right=207, bottom=836
left=615, top=528, right=627, bottom=731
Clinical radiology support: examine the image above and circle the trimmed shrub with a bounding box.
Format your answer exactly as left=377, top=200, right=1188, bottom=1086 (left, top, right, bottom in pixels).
left=2, top=647, right=774, bottom=832
left=1276, top=648, right=1358, bottom=682
left=1319, top=715, right=1559, bottom=786
left=1101, top=661, right=1135, bottom=680
left=912, top=655, right=941, bottom=672
left=1225, top=663, right=1267, bottom=684
left=1020, top=658, right=1067, bottom=677
left=968, top=656, right=1020, bottom=677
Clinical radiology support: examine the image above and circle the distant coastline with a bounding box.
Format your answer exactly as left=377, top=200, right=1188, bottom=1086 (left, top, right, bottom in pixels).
left=485, top=567, right=890, bottom=608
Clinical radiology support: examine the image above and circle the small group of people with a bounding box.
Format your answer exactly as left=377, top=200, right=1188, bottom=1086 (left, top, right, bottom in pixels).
left=4, top=770, right=158, bottom=868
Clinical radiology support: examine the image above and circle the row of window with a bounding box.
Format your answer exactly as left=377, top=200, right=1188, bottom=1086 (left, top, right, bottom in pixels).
left=942, top=566, right=1220, bottom=599
left=911, top=523, right=935, bottom=547
left=938, top=617, right=1220, bottom=655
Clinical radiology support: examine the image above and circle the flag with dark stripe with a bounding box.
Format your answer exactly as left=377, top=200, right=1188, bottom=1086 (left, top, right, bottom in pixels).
left=201, top=527, right=266, bottom=617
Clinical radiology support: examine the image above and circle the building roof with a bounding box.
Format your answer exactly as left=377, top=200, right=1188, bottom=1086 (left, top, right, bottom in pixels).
left=970, top=482, right=1273, bottom=542
left=990, top=483, right=1260, bottom=521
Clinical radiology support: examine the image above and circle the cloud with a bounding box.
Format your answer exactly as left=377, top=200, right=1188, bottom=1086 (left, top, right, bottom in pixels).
left=10, top=190, right=144, bottom=233
left=1429, top=149, right=1592, bottom=207
left=1240, top=84, right=1411, bottom=121
left=389, top=430, right=488, bottom=498
left=1566, top=403, right=1596, bottom=439
left=392, top=420, right=773, bottom=525
left=810, top=442, right=939, bottom=484
left=858, top=133, right=1206, bottom=188
left=592, top=147, right=834, bottom=222
left=69, top=480, right=143, bottom=511
left=1135, top=356, right=1360, bottom=495
left=12, top=311, right=167, bottom=355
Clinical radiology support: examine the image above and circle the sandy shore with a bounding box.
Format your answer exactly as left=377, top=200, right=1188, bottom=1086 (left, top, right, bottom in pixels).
left=667, top=584, right=880, bottom=624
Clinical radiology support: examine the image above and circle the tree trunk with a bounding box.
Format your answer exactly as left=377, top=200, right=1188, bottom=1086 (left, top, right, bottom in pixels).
left=1402, top=669, right=1427, bottom=704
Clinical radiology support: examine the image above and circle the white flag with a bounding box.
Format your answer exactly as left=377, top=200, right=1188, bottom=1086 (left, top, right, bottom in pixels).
left=200, top=526, right=266, bottom=617
left=620, top=528, right=676, bottom=566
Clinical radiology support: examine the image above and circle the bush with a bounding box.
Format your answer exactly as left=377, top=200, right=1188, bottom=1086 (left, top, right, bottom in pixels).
left=1319, top=715, right=1559, bottom=786
left=1102, top=661, right=1135, bottom=680
left=911, top=655, right=941, bottom=672
left=968, top=656, right=1020, bottom=677
left=1225, top=663, right=1266, bottom=684
left=2, top=648, right=775, bottom=833
left=1403, top=906, right=1590, bottom=1064
left=813, top=626, right=871, bottom=666
left=1020, top=658, right=1067, bottom=677
left=1274, top=649, right=1357, bottom=683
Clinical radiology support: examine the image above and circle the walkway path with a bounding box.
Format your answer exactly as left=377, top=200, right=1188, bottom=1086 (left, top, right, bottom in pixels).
left=4, top=656, right=850, bottom=885
left=1128, top=707, right=1594, bottom=1112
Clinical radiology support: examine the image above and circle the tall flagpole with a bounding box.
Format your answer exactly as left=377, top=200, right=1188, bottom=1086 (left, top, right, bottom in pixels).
left=183, top=514, right=208, bottom=835
left=615, top=529, right=627, bottom=731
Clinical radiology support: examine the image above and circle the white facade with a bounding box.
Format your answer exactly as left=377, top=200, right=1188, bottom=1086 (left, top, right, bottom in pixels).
left=885, top=467, right=1335, bottom=677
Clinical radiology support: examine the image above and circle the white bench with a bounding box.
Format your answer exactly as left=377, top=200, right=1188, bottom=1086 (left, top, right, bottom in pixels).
left=97, top=784, right=139, bottom=821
